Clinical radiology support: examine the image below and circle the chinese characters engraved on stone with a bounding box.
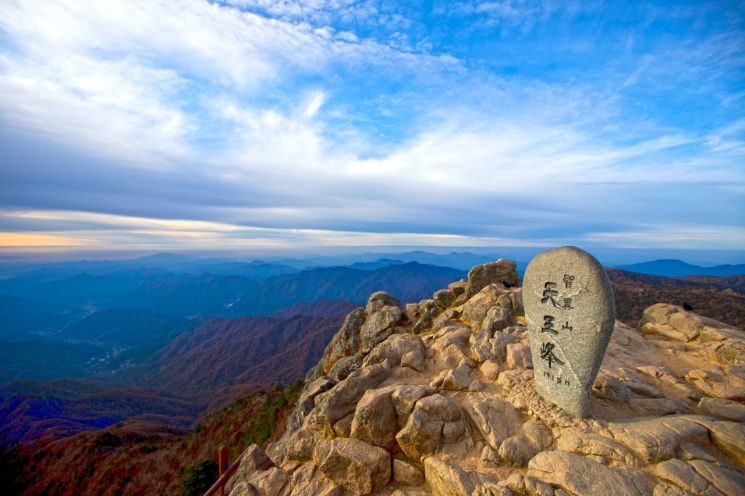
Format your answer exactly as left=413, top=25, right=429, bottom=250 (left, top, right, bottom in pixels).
left=523, top=246, right=616, bottom=417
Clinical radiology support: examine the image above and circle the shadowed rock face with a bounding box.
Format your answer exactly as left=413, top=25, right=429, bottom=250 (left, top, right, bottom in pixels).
left=226, top=258, right=745, bottom=496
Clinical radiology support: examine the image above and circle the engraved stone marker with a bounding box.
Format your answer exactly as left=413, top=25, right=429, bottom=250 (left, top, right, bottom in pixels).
left=523, top=246, right=615, bottom=417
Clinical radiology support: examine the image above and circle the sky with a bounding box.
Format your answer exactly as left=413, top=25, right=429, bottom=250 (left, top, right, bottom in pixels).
left=0, top=0, right=744, bottom=256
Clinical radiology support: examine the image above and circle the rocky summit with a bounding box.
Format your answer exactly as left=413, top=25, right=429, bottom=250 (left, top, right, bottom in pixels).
left=225, top=258, right=745, bottom=496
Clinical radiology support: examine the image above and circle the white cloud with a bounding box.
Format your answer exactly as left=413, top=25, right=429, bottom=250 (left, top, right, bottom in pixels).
left=0, top=209, right=551, bottom=249
left=0, top=0, right=328, bottom=87
left=223, top=0, right=410, bottom=30
left=584, top=224, right=745, bottom=250
left=0, top=51, right=191, bottom=165
left=0, top=0, right=743, bottom=250
left=441, top=0, right=583, bottom=30
left=0, top=0, right=454, bottom=166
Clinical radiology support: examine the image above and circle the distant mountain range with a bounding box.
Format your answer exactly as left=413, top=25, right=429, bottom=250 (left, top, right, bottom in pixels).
left=61, top=308, right=194, bottom=349
left=0, top=261, right=464, bottom=338
left=616, top=259, right=745, bottom=277
left=1, top=250, right=744, bottom=457
left=0, top=259, right=464, bottom=388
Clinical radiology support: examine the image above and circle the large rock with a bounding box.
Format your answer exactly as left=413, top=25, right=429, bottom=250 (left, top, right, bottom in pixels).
left=465, top=259, right=519, bottom=298
left=653, top=458, right=745, bottom=496
left=429, top=324, right=474, bottom=370
left=640, top=303, right=742, bottom=343
left=505, top=342, right=532, bottom=370
left=523, top=246, right=616, bottom=417
left=328, top=355, right=363, bottom=381
left=698, top=397, right=745, bottom=421
left=288, top=463, right=344, bottom=496
left=226, top=445, right=290, bottom=496
left=423, top=457, right=477, bottom=496
left=493, top=421, right=552, bottom=468
left=640, top=303, right=745, bottom=365
left=685, top=365, right=745, bottom=400
left=433, top=288, right=456, bottom=307
left=350, top=384, right=434, bottom=450
left=481, top=304, right=516, bottom=333
left=429, top=363, right=473, bottom=391
left=463, top=394, right=521, bottom=451
left=463, top=284, right=507, bottom=326
left=393, top=459, right=425, bottom=486
left=322, top=308, right=366, bottom=373
left=361, top=292, right=403, bottom=352
left=395, top=394, right=465, bottom=461
left=314, top=362, right=390, bottom=428
left=423, top=457, right=507, bottom=496
left=228, top=482, right=259, bottom=496
left=639, top=304, right=705, bottom=342
left=708, top=420, right=745, bottom=465
left=527, top=450, right=655, bottom=496
left=685, top=459, right=745, bottom=495
left=350, top=387, right=399, bottom=450
left=249, top=467, right=290, bottom=495
left=408, top=299, right=443, bottom=334
left=285, top=426, right=323, bottom=462
left=363, top=333, right=424, bottom=370
left=226, top=444, right=275, bottom=495
left=313, top=438, right=391, bottom=495
left=367, top=291, right=400, bottom=313
left=607, top=415, right=709, bottom=464
left=556, top=428, right=639, bottom=466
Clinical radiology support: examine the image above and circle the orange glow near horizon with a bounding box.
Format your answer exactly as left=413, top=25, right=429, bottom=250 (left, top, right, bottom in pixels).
left=0, top=232, right=81, bottom=247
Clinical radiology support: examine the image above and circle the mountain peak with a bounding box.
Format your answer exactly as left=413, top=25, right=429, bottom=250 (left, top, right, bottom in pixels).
left=617, top=259, right=745, bottom=277
left=135, top=252, right=191, bottom=263
left=222, top=259, right=745, bottom=496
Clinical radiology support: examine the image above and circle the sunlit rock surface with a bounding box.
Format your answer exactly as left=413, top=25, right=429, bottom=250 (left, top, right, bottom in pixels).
left=231, top=260, right=745, bottom=496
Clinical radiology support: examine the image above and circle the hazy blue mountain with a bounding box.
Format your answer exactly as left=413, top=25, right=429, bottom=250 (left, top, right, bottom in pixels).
left=616, top=259, right=745, bottom=277
left=0, top=260, right=464, bottom=320
left=0, top=271, right=257, bottom=317
left=0, top=268, right=170, bottom=304
left=0, top=256, right=296, bottom=283
left=0, top=341, right=106, bottom=383
left=256, top=257, right=323, bottom=270
left=0, top=294, right=83, bottom=341
left=184, top=260, right=299, bottom=278
left=295, top=250, right=497, bottom=270
left=227, top=262, right=466, bottom=316
left=118, top=273, right=260, bottom=316
left=273, top=299, right=359, bottom=318
left=60, top=308, right=194, bottom=349
left=347, top=259, right=406, bottom=270
left=128, top=252, right=192, bottom=266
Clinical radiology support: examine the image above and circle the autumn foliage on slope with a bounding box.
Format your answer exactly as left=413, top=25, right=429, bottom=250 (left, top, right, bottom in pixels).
left=608, top=269, right=745, bottom=328
left=16, top=385, right=301, bottom=496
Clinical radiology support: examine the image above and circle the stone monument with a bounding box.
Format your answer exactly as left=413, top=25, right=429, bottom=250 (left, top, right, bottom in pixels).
left=523, top=246, right=615, bottom=417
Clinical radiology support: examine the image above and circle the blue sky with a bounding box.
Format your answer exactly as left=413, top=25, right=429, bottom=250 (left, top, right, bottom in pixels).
left=0, top=0, right=743, bottom=254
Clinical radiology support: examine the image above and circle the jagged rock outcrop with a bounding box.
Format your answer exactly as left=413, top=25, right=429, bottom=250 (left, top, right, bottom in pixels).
left=229, top=261, right=745, bottom=496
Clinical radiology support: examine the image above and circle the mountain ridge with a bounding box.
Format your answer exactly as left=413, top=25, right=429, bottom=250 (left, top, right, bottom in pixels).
left=617, top=258, right=745, bottom=277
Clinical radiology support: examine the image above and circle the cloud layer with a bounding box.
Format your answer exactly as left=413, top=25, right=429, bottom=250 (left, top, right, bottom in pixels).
left=1, top=0, right=744, bottom=252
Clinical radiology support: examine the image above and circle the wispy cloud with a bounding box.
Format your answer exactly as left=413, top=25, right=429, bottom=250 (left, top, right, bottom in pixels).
left=584, top=224, right=745, bottom=250
left=0, top=0, right=743, bottom=252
